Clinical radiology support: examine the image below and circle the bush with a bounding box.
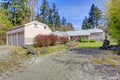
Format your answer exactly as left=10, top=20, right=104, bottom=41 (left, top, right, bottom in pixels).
left=79, top=37, right=83, bottom=42
left=89, top=40, right=96, bottom=42
left=34, top=34, right=57, bottom=47
left=79, top=37, right=88, bottom=43
left=58, top=36, right=69, bottom=44
left=81, top=40, right=88, bottom=43
left=34, top=34, right=69, bottom=47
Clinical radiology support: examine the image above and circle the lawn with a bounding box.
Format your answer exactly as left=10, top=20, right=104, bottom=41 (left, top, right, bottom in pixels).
left=78, top=42, right=117, bottom=49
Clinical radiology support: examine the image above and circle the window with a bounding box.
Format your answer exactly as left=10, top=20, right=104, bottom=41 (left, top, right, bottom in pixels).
left=44, top=26, right=46, bottom=29
left=34, top=23, right=38, bottom=28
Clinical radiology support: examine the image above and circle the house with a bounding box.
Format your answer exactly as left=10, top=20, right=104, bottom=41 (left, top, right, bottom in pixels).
left=66, top=29, right=105, bottom=41
left=6, top=21, right=52, bottom=47
left=52, top=31, right=68, bottom=37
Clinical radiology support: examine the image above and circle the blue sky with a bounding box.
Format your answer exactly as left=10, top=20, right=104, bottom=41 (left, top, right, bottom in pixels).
left=38, top=0, right=105, bottom=30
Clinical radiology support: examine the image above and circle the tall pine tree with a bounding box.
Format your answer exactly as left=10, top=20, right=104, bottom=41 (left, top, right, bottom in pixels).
left=1, top=0, right=31, bottom=26
left=82, top=17, right=91, bottom=29
left=89, top=4, right=102, bottom=28
left=52, top=3, right=60, bottom=28
left=40, top=0, right=49, bottom=24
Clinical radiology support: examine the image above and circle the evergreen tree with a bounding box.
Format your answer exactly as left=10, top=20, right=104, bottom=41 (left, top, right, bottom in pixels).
left=61, top=17, right=67, bottom=27
left=35, top=13, right=41, bottom=21
left=54, top=12, right=60, bottom=28
left=88, top=4, right=102, bottom=28
left=47, top=8, right=53, bottom=27
left=51, top=3, right=60, bottom=28
left=81, top=17, right=91, bottom=29
left=1, top=0, right=31, bottom=26
left=65, top=23, right=74, bottom=31
left=40, top=0, right=49, bottom=24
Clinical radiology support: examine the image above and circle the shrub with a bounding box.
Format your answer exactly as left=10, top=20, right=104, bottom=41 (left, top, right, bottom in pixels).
left=34, top=34, right=69, bottom=47
left=34, top=34, right=57, bottom=47
left=89, top=40, right=96, bottom=42
left=79, top=37, right=89, bottom=43
left=79, top=37, right=83, bottom=42
left=81, top=40, right=88, bottom=43
left=58, top=36, right=69, bottom=44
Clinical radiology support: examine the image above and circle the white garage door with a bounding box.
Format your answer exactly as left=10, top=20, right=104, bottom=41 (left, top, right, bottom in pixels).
left=8, top=35, right=11, bottom=45
left=18, top=32, right=24, bottom=47
left=12, top=34, right=17, bottom=46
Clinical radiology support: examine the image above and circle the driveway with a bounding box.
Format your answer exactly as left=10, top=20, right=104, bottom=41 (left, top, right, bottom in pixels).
left=0, top=49, right=120, bottom=80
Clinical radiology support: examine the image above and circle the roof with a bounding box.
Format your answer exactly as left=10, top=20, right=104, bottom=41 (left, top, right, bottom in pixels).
left=8, top=21, right=49, bottom=31
left=66, top=30, right=90, bottom=36
left=66, top=29, right=104, bottom=36
left=52, top=31, right=68, bottom=37
left=86, top=29, right=103, bottom=33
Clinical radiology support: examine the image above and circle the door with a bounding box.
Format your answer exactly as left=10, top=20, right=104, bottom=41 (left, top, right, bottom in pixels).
left=18, top=32, right=24, bottom=47
left=8, top=35, right=11, bottom=45
left=12, top=34, right=17, bottom=46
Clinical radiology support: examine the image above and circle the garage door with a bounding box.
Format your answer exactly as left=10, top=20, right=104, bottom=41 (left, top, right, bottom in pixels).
left=12, top=34, right=17, bottom=46
left=18, top=32, right=24, bottom=47
left=8, top=35, right=11, bottom=45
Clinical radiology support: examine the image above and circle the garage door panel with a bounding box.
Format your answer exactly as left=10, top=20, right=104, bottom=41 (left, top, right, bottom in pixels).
left=12, top=34, right=17, bottom=46
left=8, top=35, right=11, bottom=45
left=18, top=32, right=24, bottom=47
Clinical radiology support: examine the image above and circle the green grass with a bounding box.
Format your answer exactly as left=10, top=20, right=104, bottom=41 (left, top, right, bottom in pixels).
left=78, top=42, right=117, bottom=49
left=34, top=44, right=67, bottom=55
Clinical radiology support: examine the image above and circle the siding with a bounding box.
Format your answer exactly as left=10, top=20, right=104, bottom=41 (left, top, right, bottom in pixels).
left=24, top=22, right=51, bottom=45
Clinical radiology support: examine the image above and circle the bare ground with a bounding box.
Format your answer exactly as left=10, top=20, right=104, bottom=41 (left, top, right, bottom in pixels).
left=0, top=47, right=120, bottom=80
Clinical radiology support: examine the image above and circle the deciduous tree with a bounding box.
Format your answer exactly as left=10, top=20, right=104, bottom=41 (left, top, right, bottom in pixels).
left=0, top=9, right=13, bottom=42
left=106, top=0, right=120, bottom=45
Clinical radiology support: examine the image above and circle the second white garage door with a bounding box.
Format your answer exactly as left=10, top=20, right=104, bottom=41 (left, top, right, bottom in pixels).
left=18, top=32, right=24, bottom=47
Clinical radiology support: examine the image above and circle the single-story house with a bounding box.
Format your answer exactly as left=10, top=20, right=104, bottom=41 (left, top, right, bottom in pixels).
left=6, top=21, right=52, bottom=47
left=52, top=31, right=68, bottom=37
left=66, top=29, right=105, bottom=41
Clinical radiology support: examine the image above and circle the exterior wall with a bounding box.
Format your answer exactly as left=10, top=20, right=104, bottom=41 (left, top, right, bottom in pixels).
left=69, top=35, right=89, bottom=41
left=24, top=23, right=52, bottom=45
left=18, top=31, right=24, bottom=47
left=67, top=29, right=105, bottom=42
left=81, top=36, right=89, bottom=40
left=68, top=32, right=105, bottom=42
left=90, top=32, right=105, bottom=41
left=7, top=21, right=52, bottom=47
left=7, top=27, right=25, bottom=47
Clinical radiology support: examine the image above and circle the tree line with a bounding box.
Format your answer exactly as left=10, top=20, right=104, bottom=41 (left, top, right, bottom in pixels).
left=81, top=1, right=120, bottom=45
left=81, top=4, right=102, bottom=29
left=36, top=0, right=74, bottom=31
left=0, top=0, right=74, bottom=31
left=0, top=0, right=74, bottom=43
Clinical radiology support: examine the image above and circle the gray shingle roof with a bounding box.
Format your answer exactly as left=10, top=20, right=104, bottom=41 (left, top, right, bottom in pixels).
left=52, top=31, right=68, bottom=37
left=66, top=29, right=103, bottom=36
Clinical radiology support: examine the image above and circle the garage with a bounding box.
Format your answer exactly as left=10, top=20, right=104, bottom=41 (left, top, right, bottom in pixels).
left=18, top=32, right=24, bottom=47
left=12, top=34, right=17, bottom=46
left=8, top=35, right=11, bottom=45
left=6, top=21, right=52, bottom=47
